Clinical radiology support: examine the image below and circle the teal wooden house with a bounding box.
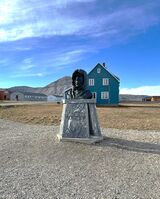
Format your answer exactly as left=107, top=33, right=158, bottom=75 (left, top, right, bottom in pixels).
left=87, top=63, right=120, bottom=106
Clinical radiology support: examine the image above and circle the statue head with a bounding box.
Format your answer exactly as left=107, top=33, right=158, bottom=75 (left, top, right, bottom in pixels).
left=72, top=69, right=87, bottom=90
left=65, top=69, right=92, bottom=99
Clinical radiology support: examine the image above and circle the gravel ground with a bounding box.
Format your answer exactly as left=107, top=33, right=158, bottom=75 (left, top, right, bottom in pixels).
left=0, top=119, right=160, bottom=199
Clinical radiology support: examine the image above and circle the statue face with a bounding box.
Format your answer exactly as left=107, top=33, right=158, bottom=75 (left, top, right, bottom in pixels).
left=74, top=75, right=84, bottom=88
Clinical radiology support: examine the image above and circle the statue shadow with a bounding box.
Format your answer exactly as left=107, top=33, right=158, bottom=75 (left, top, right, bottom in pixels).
left=96, top=136, right=160, bottom=155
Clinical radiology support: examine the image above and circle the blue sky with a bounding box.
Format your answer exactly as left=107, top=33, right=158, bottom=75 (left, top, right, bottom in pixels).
left=0, top=0, right=160, bottom=95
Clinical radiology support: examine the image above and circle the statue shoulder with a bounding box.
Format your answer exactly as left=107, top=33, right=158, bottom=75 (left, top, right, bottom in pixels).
left=84, top=90, right=92, bottom=99
left=65, top=87, right=73, bottom=99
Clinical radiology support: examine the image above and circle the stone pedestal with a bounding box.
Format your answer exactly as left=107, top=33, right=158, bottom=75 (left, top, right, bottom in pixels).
left=57, top=99, right=103, bottom=144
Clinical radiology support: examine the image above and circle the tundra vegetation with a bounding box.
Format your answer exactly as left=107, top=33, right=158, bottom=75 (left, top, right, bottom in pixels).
left=0, top=102, right=160, bottom=131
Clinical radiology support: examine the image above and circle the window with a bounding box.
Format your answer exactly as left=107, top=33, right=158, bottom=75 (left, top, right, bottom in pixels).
left=89, top=78, right=94, bottom=86
left=97, top=68, right=101, bottom=73
left=101, top=92, right=109, bottom=99
left=92, top=92, right=97, bottom=99
left=102, top=78, right=109, bottom=85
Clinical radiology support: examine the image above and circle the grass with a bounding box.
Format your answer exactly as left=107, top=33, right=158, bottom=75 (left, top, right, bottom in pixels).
left=0, top=102, right=160, bottom=131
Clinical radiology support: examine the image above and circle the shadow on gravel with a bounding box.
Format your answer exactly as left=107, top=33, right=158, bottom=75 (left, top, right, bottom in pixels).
left=97, top=136, right=160, bottom=155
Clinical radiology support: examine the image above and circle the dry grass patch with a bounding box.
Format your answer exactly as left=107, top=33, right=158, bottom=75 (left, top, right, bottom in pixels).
left=98, top=105, right=160, bottom=131
left=0, top=103, right=160, bottom=130
left=0, top=104, right=62, bottom=126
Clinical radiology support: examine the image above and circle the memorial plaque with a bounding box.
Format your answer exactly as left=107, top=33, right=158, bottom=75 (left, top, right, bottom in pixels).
left=61, top=103, right=89, bottom=138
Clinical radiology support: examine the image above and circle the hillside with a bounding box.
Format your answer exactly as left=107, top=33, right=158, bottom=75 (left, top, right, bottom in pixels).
left=42, top=76, right=72, bottom=96
left=119, top=94, right=149, bottom=102
left=9, top=76, right=72, bottom=96
left=8, top=86, right=43, bottom=94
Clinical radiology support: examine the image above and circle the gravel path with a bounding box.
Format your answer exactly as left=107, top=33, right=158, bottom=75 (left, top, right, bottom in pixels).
left=0, top=119, right=160, bottom=199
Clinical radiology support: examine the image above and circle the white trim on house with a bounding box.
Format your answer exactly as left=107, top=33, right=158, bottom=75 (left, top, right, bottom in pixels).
left=89, top=78, right=94, bottom=86
left=101, top=91, right=109, bottom=99
left=97, top=68, right=101, bottom=73
left=102, top=78, right=109, bottom=85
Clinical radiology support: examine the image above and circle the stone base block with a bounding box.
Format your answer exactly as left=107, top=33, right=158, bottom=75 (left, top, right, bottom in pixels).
left=58, top=99, right=103, bottom=144
left=57, top=134, right=103, bottom=144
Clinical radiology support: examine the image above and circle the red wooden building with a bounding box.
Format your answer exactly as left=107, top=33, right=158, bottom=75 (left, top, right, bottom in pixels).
left=151, top=96, right=160, bottom=102
left=0, top=90, right=10, bottom=100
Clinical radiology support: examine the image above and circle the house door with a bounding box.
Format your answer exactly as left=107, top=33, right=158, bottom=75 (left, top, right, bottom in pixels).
left=16, top=95, right=19, bottom=101
left=92, top=92, right=97, bottom=100
left=4, top=95, right=6, bottom=100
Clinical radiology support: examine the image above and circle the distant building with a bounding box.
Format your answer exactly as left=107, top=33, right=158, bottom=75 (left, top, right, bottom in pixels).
left=47, top=95, right=63, bottom=103
left=142, top=96, right=160, bottom=102
left=142, top=96, right=152, bottom=102
left=151, top=96, right=160, bottom=102
left=0, top=89, right=10, bottom=100
left=87, top=63, right=120, bottom=106
left=10, top=91, right=47, bottom=101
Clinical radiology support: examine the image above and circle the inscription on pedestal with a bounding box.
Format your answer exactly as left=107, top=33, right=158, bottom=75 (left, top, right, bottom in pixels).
left=62, top=103, right=89, bottom=138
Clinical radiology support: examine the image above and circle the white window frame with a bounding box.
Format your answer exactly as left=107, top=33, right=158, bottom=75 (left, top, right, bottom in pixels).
left=97, top=68, right=101, bottom=73
left=89, top=78, right=94, bottom=86
left=101, top=92, right=109, bottom=99
left=102, top=78, right=109, bottom=85
left=92, top=92, right=97, bottom=99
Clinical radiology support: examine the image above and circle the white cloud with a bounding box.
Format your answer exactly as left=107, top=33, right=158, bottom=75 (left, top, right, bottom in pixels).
left=11, top=72, right=44, bottom=78
left=0, top=58, right=8, bottom=65
left=0, top=0, right=19, bottom=24
left=0, top=0, right=159, bottom=42
left=53, top=0, right=95, bottom=7
left=51, top=49, right=86, bottom=67
left=20, top=64, right=35, bottom=70
left=32, top=48, right=90, bottom=69
left=120, top=85, right=160, bottom=96
left=15, top=47, right=31, bottom=51
left=19, top=58, right=35, bottom=70
left=23, top=58, right=33, bottom=64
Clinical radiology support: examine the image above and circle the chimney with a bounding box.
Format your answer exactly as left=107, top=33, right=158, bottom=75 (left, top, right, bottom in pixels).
left=102, top=62, right=106, bottom=67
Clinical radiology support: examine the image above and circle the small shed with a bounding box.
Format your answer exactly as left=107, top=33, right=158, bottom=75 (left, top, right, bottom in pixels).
left=47, top=95, right=63, bottom=103
left=0, top=89, right=10, bottom=100
left=142, top=97, right=152, bottom=102
left=151, top=96, right=160, bottom=102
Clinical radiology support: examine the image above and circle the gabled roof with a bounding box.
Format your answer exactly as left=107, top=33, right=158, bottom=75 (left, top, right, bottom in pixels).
left=0, top=89, right=8, bottom=91
left=23, top=92, right=47, bottom=97
left=11, top=91, right=47, bottom=97
left=152, top=96, right=160, bottom=98
left=48, top=94, right=63, bottom=97
left=88, top=63, right=120, bottom=82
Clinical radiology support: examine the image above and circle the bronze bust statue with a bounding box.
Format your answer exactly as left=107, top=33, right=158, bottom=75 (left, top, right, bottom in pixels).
left=65, top=69, right=92, bottom=99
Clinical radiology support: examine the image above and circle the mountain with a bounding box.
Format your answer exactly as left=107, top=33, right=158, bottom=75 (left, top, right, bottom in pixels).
left=8, top=86, right=42, bottom=93
left=9, top=76, right=149, bottom=101
left=43, top=76, right=72, bottom=96
left=9, top=76, right=72, bottom=96
left=119, top=94, right=149, bottom=102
